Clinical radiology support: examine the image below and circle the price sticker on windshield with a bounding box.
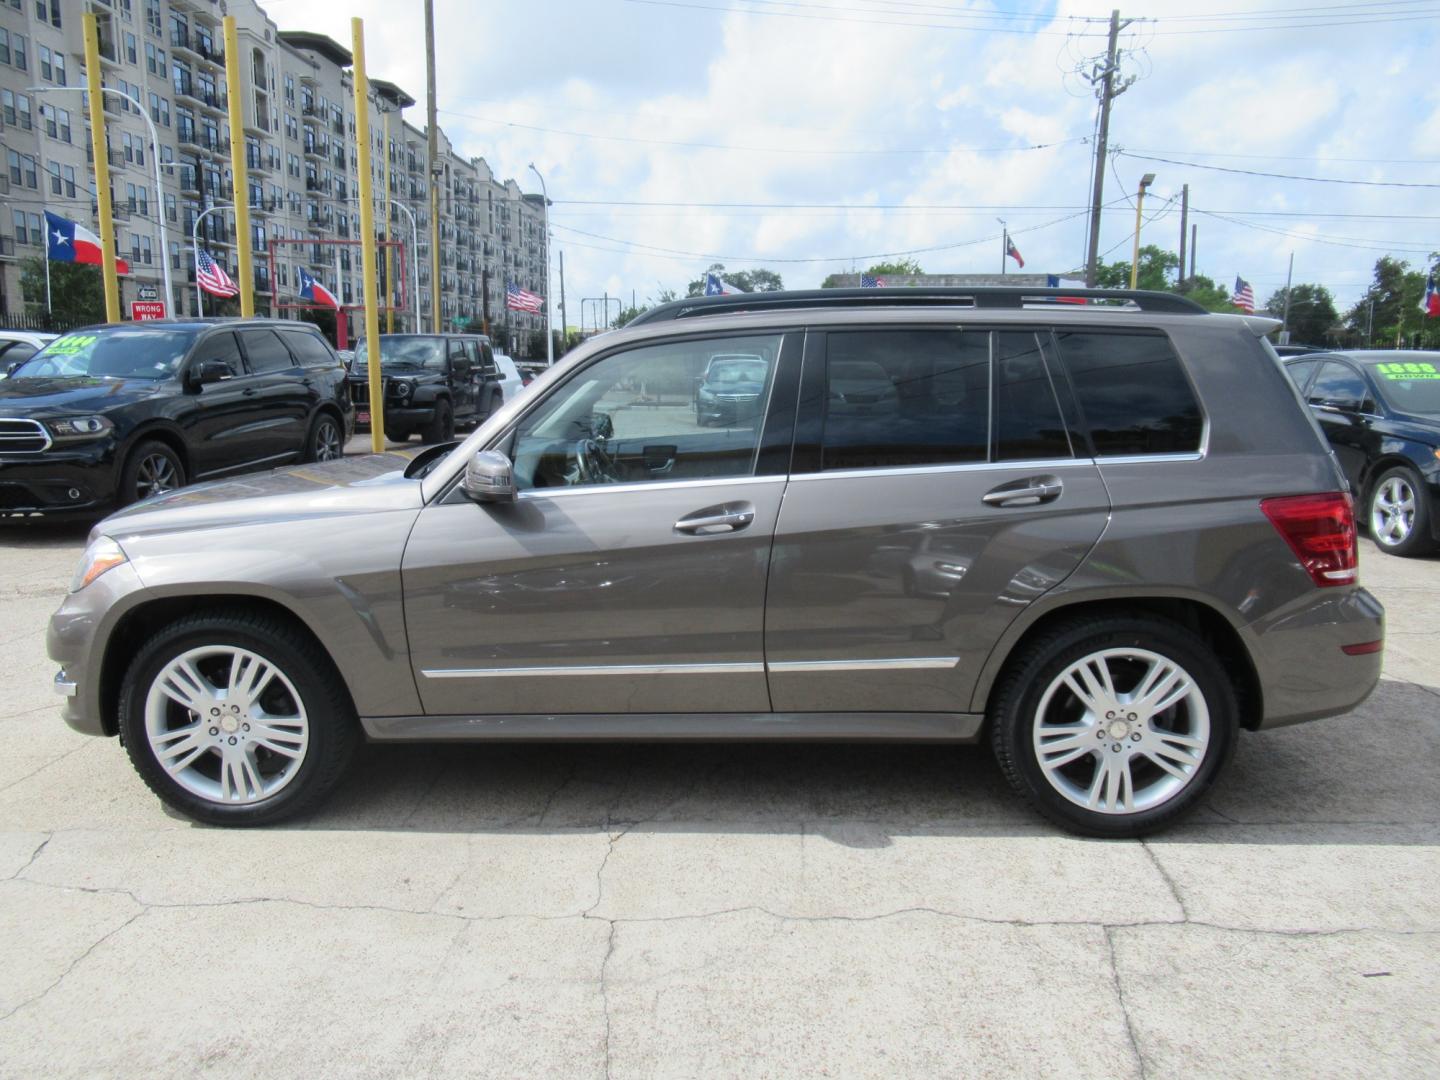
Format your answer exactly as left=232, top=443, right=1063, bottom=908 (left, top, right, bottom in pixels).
left=48, top=334, right=98, bottom=355
left=1376, top=361, right=1440, bottom=380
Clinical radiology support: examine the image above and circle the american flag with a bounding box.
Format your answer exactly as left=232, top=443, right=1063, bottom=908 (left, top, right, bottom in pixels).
left=506, top=281, right=544, bottom=314
left=860, top=275, right=887, bottom=288
left=196, top=248, right=238, bottom=298
left=1231, top=276, right=1255, bottom=313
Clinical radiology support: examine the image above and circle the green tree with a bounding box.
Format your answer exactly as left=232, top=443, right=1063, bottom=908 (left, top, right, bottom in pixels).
left=686, top=263, right=785, bottom=297
left=1175, top=275, right=1236, bottom=313
left=821, top=259, right=924, bottom=288
left=612, top=304, right=646, bottom=328
left=1345, top=256, right=1424, bottom=346
left=20, top=257, right=105, bottom=324
left=1263, top=284, right=1341, bottom=345
left=1094, top=245, right=1179, bottom=291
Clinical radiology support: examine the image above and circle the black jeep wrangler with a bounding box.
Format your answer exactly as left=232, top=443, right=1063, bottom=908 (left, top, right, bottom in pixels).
left=348, top=333, right=505, bottom=442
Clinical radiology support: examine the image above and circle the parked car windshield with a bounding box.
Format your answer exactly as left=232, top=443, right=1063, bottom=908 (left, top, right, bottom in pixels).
left=353, top=336, right=447, bottom=372
left=1367, top=359, right=1440, bottom=415
left=11, top=328, right=196, bottom=380
left=706, top=358, right=768, bottom=385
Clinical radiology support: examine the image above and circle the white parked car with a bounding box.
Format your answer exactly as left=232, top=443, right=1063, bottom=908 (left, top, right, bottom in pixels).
left=492, top=352, right=529, bottom=402
left=0, top=331, right=58, bottom=377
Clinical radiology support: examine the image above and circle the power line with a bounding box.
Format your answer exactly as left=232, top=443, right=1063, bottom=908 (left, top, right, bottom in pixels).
left=1195, top=208, right=1439, bottom=254
left=1126, top=146, right=1440, bottom=166
left=440, top=107, right=1088, bottom=156
left=616, top=0, right=1107, bottom=36
left=1116, top=150, right=1440, bottom=188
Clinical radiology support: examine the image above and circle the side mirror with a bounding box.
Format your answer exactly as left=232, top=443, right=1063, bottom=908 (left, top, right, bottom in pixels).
left=187, top=359, right=233, bottom=389
left=462, top=449, right=516, bottom=504
left=592, top=412, right=614, bottom=440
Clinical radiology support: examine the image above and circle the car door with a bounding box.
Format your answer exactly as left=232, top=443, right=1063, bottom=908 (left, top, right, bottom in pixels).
left=446, top=338, right=477, bottom=420
left=401, top=329, right=800, bottom=716
left=180, top=330, right=267, bottom=478
left=764, top=327, right=1111, bottom=715
left=1305, top=359, right=1378, bottom=493
left=235, top=327, right=311, bottom=462
left=472, top=339, right=501, bottom=413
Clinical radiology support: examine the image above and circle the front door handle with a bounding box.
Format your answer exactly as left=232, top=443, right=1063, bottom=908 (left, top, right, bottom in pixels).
left=675, top=501, right=756, bottom=535
left=982, top=475, right=1063, bottom=507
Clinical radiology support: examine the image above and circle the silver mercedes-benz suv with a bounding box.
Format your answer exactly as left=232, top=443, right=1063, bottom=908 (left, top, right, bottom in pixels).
left=47, top=288, right=1385, bottom=836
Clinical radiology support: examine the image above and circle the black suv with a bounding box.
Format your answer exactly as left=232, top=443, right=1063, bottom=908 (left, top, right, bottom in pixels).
left=349, top=334, right=504, bottom=443
left=0, top=319, right=353, bottom=516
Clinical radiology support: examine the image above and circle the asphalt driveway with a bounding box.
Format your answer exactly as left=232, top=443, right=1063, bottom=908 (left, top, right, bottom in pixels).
left=0, top=521, right=1436, bottom=1078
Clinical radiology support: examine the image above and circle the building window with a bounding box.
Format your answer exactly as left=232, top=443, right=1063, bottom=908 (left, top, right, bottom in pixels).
left=12, top=33, right=27, bottom=71
left=62, top=163, right=75, bottom=196
left=124, top=31, right=137, bottom=64
left=39, top=43, right=50, bottom=79
left=53, top=51, right=65, bottom=84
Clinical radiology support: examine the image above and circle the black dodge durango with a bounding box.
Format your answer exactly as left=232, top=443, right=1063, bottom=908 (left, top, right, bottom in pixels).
left=0, top=319, right=353, bottom=516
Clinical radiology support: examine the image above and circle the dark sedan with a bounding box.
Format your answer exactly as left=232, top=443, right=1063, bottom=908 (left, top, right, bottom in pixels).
left=0, top=319, right=353, bottom=517
left=1284, top=349, right=1440, bottom=556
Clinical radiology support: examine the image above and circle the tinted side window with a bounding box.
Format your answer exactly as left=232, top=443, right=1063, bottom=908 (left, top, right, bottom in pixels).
left=1285, top=358, right=1319, bottom=392
left=995, top=331, right=1072, bottom=461
left=1054, top=331, right=1203, bottom=456
left=821, top=330, right=989, bottom=471
left=239, top=329, right=296, bottom=374
left=282, top=330, right=336, bottom=368
left=194, top=331, right=243, bottom=377
left=1307, top=361, right=1370, bottom=411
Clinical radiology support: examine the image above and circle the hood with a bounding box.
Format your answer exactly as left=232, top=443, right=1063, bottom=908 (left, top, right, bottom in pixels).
left=0, top=376, right=164, bottom=418
left=98, top=449, right=427, bottom=541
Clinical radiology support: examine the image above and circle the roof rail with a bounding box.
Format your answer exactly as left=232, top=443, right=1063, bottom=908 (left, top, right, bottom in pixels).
left=626, top=286, right=1208, bottom=325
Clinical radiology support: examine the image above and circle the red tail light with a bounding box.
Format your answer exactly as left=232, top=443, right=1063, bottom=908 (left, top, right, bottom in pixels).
left=1261, top=492, right=1358, bottom=587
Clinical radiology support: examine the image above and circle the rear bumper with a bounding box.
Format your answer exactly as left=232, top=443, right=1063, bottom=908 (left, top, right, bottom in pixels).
left=1249, top=586, right=1385, bottom=730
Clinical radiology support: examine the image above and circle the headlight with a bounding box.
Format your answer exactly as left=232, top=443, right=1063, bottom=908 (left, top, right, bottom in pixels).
left=70, top=536, right=127, bottom=593
left=48, top=415, right=114, bottom=441
left=394, top=381, right=412, bottom=401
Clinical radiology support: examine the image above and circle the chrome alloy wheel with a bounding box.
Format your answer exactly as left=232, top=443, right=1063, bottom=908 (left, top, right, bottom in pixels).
left=314, top=418, right=343, bottom=462
left=135, top=452, right=180, bottom=498
left=1371, top=475, right=1416, bottom=547
left=1032, top=648, right=1210, bottom=815
left=143, top=646, right=310, bottom=805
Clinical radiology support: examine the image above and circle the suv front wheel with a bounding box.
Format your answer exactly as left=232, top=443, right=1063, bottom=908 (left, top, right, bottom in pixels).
left=990, top=614, right=1238, bottom=837
left=117, top=611, right=359, bottom=826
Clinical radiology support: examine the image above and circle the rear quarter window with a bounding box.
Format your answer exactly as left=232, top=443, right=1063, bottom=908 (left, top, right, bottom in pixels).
left=1054, top=330, right=1204, bottom=456
left=281, top=330, right=338, bottom=368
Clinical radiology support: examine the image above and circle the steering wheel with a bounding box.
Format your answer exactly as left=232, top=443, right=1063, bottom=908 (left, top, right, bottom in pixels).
left=568, top=438, right=620, bottom=485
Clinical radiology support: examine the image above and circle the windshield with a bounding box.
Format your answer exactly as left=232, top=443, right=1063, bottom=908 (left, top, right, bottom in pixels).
left=707, top=358, right=768, bottom=385
left=1369, top=360, right=1440, bottom=415
left=354, top=337, right=447, bottom=371
left=12, top=329, right=196, bottom=380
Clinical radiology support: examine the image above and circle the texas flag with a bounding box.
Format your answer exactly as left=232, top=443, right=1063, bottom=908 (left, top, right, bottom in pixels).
left=44, top=210, right=129, bottom=274
left=297, top=266, right=339, bottom=309
left=1422, top=268, right=1439, bottom=318
left=704, top=271, right=745, bottom=296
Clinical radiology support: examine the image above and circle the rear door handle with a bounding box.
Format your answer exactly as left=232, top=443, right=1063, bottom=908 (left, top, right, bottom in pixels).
left=675, top=501, right=756, bottom=535
left=242, top=387, right=258, bottom=397
left=982, top=476, right=1063, bottom=507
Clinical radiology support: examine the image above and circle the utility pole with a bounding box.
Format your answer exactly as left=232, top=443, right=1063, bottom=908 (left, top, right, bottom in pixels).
left=1084, top=9, right=1133, bottom=287
left=81, top=13, right=120, bottom=323
left=998, top=219, right=1008, bottom=275
left=424, top=0, right=441, bottom=333
left=559, top=250, right=567, bottom=355
left=1128, top=172, right=1154, bottom=290
left=351, top=17, right=385, bottom=453
left=1280, top=252, right=1295, bottom=343
left=1189, top=224, right=1197, bottom=281
left=222, top=16, right=254, bottom=317
left=481, top=267, right=490, bottom=336
left=1177, top=184, right=1189, bottom=290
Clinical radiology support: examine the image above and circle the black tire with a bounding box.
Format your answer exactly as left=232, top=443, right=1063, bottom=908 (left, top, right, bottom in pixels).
left=117, top=610, right=359, bottom=827
left=119, top=439, right=186, bottom=506
left=989, top=614, right=1238, bottom=838
left=1367, top=465, right=1435, bottom=557
left=387, top=429, right=412, bottom=444
left=304, top=411, right=344, bottom=463
left=487, top=390, right=503, bottom=420
left=423, top=398, right=454, bottom=444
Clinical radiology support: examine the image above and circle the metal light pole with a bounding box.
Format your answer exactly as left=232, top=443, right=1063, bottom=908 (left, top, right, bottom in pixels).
left=528, top=162, right=552, bottom=367
left=1128, top=172, right=1155, bottom=290
left=191, top=203, right=236, bottom=317
left=343, top=195, right=419, bottom=333
left=351, top=18, right=385, bottom=453
left=221, top=16, right=254, bottom=317
left=31, top=84, right=177, bottom=320
left=81, top=13, right=120, bottom=323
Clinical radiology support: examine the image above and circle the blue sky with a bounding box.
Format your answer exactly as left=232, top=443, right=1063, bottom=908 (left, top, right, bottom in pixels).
left=285, top=0, right=1440, bottom=320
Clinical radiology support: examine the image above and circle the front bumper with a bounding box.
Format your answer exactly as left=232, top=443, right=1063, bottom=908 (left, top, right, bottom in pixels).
left=355, top=404, right=433, bottom=432
left=0, top=439, right=120, bottom=517
left=697, top=396, right=761, bottom=424
left=46, top=559, right=147, bottom=736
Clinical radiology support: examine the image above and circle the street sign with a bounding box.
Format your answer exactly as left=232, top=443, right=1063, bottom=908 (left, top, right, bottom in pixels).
left=136, top=284, right=159, bottom=300
left=131, top=301, right=166, bottom=321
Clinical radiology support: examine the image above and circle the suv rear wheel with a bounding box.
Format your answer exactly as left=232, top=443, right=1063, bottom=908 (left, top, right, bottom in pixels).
left=990, top=614, right=1237, bottom=837
left=117, top=612, right=359, bottom=826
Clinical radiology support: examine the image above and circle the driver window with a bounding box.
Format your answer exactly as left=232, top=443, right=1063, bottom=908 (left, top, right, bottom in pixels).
left=196, top=332, right=243, bottom=378
left=1308, top=362, right=1370, bottom=412
left=511, top=333, right=783, bottom=491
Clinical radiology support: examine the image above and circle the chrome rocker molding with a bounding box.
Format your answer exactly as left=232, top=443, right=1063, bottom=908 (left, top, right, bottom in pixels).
left=421, top=657, right=960, bottom=679
left=362, top=711, right=985, bottom=742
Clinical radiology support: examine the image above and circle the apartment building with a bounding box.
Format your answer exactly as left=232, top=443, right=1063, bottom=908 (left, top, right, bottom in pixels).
left=0, top=0, right=550, bottom=350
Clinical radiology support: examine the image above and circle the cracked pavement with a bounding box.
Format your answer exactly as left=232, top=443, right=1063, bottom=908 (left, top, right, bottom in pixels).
left=0, top=525, right=1436, bottom=1078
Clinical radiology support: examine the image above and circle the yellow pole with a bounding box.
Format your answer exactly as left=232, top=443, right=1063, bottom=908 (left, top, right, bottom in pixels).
left=351, top=19, right=385, bottom=453
left=82, top=14, right=120, bottom=323
left=383, top=109, right=394, bottom=334
left=1128, top=182, right=1147, bottom=290
left=222, top=16, right=254, bottom=317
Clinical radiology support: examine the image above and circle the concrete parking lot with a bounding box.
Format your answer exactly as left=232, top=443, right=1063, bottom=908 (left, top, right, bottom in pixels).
left=0, top=503, right=1436, bottom=1077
